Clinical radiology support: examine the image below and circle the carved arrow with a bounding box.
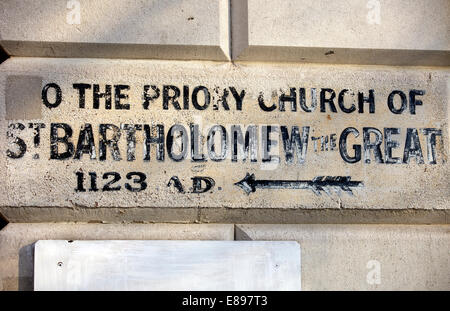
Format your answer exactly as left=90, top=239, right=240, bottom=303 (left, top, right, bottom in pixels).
left=234, top=173, right=364, bottom=196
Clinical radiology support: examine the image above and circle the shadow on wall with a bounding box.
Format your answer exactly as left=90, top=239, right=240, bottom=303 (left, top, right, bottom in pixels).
left=0, top=48, right=10, bottom=230
left=18, top=243, right=35, bottom=291
left=0, top=46, right=9, bottom=64
left=0, top=212, right=8, bottom=231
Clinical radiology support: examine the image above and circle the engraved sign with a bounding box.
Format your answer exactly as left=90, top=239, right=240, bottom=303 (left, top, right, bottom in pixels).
left=0, top=59, right=448, bottom=215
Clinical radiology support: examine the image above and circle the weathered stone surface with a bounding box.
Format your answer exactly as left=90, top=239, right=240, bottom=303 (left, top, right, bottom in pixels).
left=0, top=0, right=230, bottom=60
left=0, top=223, right=234, bottom=290
left=233, top=0, right=450, bottom=65
left=236, top=224, right=450, bottom=290
left=198, top=208, right=449, bottom=224
left=0, top=57, right=448, bottom=223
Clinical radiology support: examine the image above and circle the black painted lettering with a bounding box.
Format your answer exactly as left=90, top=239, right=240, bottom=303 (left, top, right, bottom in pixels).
left=358, top=90, right=375, bottom=113
left=167, top=124, right=188, bottom=161
left=192, top=86, right=210, bottom=110
left=114, top=85, right=130, bottom=110
left=190, top=123, right=206, bottom=162
left=6, top=123, right=27, bottom=159
left=299, top=88, right=317, bottom=112
left=88, top=172, right=98, bottom=192
left=125, top=172, right=147, bottom=192
left=403, top=128, right=424, bottom=164
left=102, top=172, right=121, bottom=191
left=167, top=176, right=185, bottom=193
left=121, top=124, right=142, bottom=161
left=320, top=88, right=337, bottom=113
left=231, top=125, right=258, bottom=162
left=214, top=87, right=230, bottom=110
left=207, top=125, right=227, bottom=161
left=42, top=83, right=62, bottom=109
left=279, top=88, right=297, bottom=112
left=183, top=85, right=190, bottom=110
left=363, top=127, right=384, bottom=164
left=262, top=125, right=279, bottom=163
left=191, top=176, right=215, bottom=193
left=338, top=89, right=356, bottom=113
left=384, top=128, right=401, bottom=164
left=143, top=124, right=165, bottom=161
left=339, top=127, right=361, bottom=163
left=75, top=171, right=86, bottom=192
left=74, top=123, right=96, bottom=160
left=409, top=89, right=425, bottom=115
left=258, top=91, right=277, bottom=112
left=311, top=136, right=320, bottom=152
left=229, top=87, right=245, bottom=110
left=388, top=90, right=407, bottom=114
left=280, top=126, right=310, bottom=165
left=330, top=134, right=337, bottom=151
left=422, top=128, right=442, bottom=164
left=321, top=135, right=329, bottom=151
left=99, top=124, right=121, bottom=161
left=162, top=85, right=181, bottom=110
left=28, top=123, right=45, bottom=148
left=73, top=83, right=91, bottom=109
left=142, top=85, right=160, bottom=110
left=93, top=84, right=112, bottom=109
left=50, top=123, right=74, bottom=160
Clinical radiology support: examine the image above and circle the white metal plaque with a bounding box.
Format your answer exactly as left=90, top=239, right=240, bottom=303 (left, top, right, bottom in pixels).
left=34, top=240, right=301, bottom=291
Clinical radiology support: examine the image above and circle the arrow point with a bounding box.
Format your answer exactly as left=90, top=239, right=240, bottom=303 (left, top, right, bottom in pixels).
left=234, top=173, right=256, bottom=194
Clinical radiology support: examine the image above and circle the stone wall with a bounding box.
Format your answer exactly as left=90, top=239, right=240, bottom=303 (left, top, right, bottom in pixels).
left=0, top=0, right=448, bottom=290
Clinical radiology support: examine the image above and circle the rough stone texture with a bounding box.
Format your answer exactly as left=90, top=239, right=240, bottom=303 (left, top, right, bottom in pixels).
left=0, top=223, right=234, bottom=291
left=0, top=0, right=230, bottom=60
left=0, top=57, right=448, bottom=223
left=236, top=224, right=450, bottom=290
left=2, top=1, right=449, bottom=65
left=233, top=0, right=450, bottom=65
left=198, top=208, right=449, bottom=225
